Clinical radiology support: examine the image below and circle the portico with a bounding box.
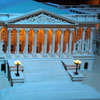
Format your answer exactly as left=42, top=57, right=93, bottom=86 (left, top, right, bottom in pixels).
left=0, top=26, right=94, bottom=58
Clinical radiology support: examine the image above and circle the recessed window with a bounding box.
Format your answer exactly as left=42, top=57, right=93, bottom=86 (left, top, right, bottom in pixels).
left=76, top=44, right=78, bottom=51
left=19, top=44, right=22, bottom=52
left=11, top=45, right=14, bottom=52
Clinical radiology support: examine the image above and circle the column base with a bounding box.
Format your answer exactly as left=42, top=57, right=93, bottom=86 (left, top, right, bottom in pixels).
left=52, top=53, right=55, bottom=57
left=60, top=53, right=64, bottom=58
left=68, top=53, right=73, bottom=58
left=44, top=53, right=47, bottom=57
left=89, top=52, right=93, bottom=55
left=81, top=51, right=85, bottom=55
left=7, top=54, right=11, bottom=58
left=24, top=53, right=29, bottom=57
left=16, top=53, right=20, bottom=57
left=33, top=53, right=37, bottom=57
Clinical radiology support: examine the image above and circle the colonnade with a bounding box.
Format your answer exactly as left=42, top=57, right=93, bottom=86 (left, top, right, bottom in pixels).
left=0, top=27, right=95, bottom=58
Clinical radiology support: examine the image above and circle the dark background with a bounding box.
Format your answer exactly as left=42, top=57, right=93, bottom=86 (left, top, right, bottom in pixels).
left=34, top=0, right=100, bottom=5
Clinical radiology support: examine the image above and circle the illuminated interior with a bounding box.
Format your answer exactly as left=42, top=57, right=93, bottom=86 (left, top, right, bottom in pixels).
left=0, top=27, right=91, bottom=54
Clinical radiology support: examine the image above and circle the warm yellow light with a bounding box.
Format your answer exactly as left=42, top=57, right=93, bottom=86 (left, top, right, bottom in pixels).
left=14, top=60, right=21, bottom=65
left=74, top=60, right=81, bottom=64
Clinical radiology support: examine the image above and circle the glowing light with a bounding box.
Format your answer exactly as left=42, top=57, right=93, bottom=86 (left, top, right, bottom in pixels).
left=14, top=60, right=21, bottom=65
left=74, top=59, right=81, bottom=64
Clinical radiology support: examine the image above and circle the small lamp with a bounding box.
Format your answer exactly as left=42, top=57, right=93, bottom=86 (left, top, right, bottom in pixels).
left=74, top=59, right=81, bottom=75
left=14, top=60, right=21, bottom=76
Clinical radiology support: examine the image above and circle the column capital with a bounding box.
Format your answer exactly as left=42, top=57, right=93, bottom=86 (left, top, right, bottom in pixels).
left=16, top=28, right=20, bottom=31
left=44, top=28, right=49, bottom=33
left=34, top=28, right=39, bottom=32
left=7, top=28, right=12, bottom=31
left=25, top=28, right=29, bottom=32
left=91, top=27, right=96, bottom=30
left=75, top=27, right=79, bottom=30
left=70, top=28, right=74, bottom=32
left=83, top=27, right=87, bottom=30
left=61, top=28, right=66, bottom=32
left=52, top=28, right=57, bottom=32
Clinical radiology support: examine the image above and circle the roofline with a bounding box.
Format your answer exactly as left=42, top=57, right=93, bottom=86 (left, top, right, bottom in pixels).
left=6, top=9, right=77, bottom=24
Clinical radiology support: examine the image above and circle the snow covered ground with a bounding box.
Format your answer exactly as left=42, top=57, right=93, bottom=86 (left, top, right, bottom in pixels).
left=0, top=55, right=100, bottom=100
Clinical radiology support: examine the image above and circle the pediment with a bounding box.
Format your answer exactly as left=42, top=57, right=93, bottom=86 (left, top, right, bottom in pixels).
left=7, top=9, right=76, bottom=25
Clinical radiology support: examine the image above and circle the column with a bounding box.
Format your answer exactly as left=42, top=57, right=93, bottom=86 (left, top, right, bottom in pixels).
left=25, top=29, right=29, bottom=57
left=89, top=27, right=95, bottom=54
left=16, top=29, right=20, bottom=56
left=68, top=29, right=74, bottom=57
left=44, top=29, right=48, bottom=57
left=34, top=28, right=38, bottom=57
left=73, top=27, right=78, bottom=54
left=65, top=43, right=68, bottom=57
left=81, top=27, right=87, bottom=54
left=73, top=43, right=76, bottom=54
left=60, top=29, right=65, bottom=57
left=8, top=28, right=11, bottom=57
left=52, top=29, right=56, bottom=57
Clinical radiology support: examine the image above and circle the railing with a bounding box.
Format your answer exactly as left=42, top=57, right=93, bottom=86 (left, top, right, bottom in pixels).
left=64, top=14, right=98, bottom=22
left=4, top=60, right=11, bottom=83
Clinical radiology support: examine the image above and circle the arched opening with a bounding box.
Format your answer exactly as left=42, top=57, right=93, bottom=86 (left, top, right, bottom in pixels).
left=37, top=29, right=45, bottom=53
left=85, top=27, right=91, bottom=41
left=76, top=27, right=83, bottom=41
left=11, top=29, right=17, bottom=54
left=19, top=29, right=25, bottom=54
left=63, top=29, right=70, bottom=53
left=55, top=29, right=61, bottom=53
left=47, top=29, right=53, bottom=53
left=28, top=29, right=34, bottom=54
left=72, top=30, right=76, bottom=52
left=84, top=62, right=88, bottom=69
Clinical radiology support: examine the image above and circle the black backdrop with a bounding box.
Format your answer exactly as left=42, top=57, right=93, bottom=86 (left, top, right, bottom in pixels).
left=34, top=0, right=88, bottom=5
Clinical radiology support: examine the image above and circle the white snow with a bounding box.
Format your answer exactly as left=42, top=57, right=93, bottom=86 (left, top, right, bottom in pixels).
left=0, top=58, right=100, bottom=100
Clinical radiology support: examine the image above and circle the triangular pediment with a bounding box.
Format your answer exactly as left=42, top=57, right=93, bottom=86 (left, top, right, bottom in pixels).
left=7, top=9, right=76, bottom=25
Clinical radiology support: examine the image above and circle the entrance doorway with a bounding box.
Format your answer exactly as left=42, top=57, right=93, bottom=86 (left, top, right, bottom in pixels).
left=1, top=64, right=6, bottom=73
left=84, top=62, right=88, bottom=69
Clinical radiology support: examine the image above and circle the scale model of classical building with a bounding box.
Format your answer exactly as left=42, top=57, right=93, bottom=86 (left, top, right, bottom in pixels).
left=0, top=0, right=99, bottom=71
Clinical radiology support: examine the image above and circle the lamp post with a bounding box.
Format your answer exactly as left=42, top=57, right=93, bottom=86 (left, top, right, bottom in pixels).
left=14, top=60, right=21, bottom=76
left=74, top=59, right=81, bottom=75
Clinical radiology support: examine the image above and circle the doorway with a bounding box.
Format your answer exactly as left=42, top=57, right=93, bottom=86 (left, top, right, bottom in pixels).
left=84, top=62, right=88, bottom=69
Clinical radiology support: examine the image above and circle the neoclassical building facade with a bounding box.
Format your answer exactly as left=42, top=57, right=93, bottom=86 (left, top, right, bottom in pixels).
left=0, top=9, right=98, bottom=70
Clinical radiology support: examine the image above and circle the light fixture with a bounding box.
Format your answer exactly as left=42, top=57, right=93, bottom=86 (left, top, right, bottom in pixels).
left=14, top=60, right=21, bottom=76
left=74, top=59, right=81, bottom=75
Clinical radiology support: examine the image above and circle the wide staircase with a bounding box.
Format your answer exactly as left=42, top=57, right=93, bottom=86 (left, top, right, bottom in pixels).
left=23, top=59, right=71, bottom=83
left=0, top=59, right=100, bottom=100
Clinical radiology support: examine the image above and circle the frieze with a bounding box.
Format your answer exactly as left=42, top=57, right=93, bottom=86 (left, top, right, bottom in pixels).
left=15, top=13, right=69, bottom=24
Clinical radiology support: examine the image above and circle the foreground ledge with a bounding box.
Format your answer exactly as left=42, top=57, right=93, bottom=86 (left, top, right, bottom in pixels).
left=11, top=71, right=24, bottom=86
left=67, top=70, right=84, bottom=81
